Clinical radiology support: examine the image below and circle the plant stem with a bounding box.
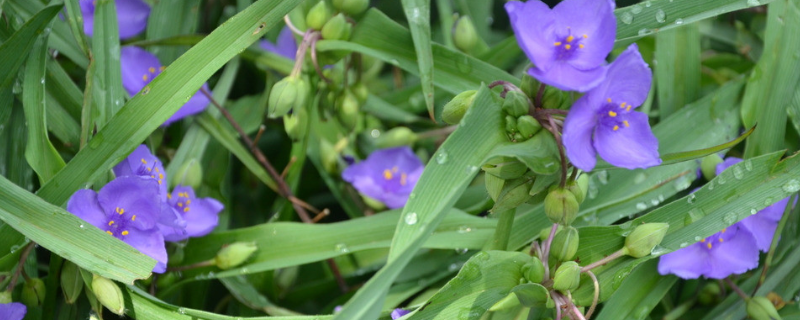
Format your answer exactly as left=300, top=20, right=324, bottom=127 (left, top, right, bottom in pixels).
left=486, top=209, right=515, bottom=251
left=580, top=249, right=626, bottom=273
left=724, top=278, right=749, bottom=301
left=542, top=223, right=558, bottom=280
left=7, top=242, right=35, bottom=292
left=585, top=270, right=600, bottom=319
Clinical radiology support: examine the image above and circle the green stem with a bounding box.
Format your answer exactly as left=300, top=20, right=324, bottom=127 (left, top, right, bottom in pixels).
left=754, top=194, right=797, bottom=294
left=486, top=209, right=515, bottom=251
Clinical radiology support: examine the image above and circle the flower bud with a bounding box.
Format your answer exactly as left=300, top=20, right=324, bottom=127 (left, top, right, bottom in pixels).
left=552, top=261, right=581, bottom=292
left=0, top=291, right=11, bottom=304
left=520, top=74, right=539, bottom=99
left=268, top=76, right=308, bottom=118
left=21, top=278, right=45, bottom=307
left=542, top=86, right=570, bottom=110
left=502, top=90, right=530, bottom=117
left=504, top=115, right=518, bottom=134
left=624, top=223, right=669, bottom=258
left=336, top=90, right=361, bottom=131
left=701, top=154, right=724, bottom=181
left=92, top=275, right=125, bottom=315
left=215, top=242, right=258, bottom=270
left=306, top=1, right=331, bottom=30
left=491, top=176, right=534, bottom=213
left=698, top=282, right=721, bottom=305
left=522, top=257, right=545, bottom=283
left=550, top=226, right=580, bottom=262
left=320, top=139, right=339, bottom=173
left=283, top=106, right=308, bottom=141
left=516, top=115, right=542, bottom=138
left=544, top=188, right=579, bottom=226
left=746, top=296, right=781, bottom=320
left=575, top=174, right=589, bottom=203
left=565, top=176, right=586, bottom=204
left=155, top=271, right=179, bottom=288
left=172, top=159, right=203, bottom=189
left=482, top=156, right=528, bottom=180
left=332, top=0, right=369, bottom=16
left=321, top=14, right=351, bottom=41
left=352, top=82, right=369, bottom=104
left=375, top=127, right=418, bottom=148
left=61, top=261, right=84, bottom=304
left=452, top=16, right=478, bottom=53
left=442, top=90, right=476, bottom=124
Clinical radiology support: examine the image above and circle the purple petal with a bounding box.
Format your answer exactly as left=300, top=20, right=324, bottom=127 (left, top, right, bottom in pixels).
left=505, top=1, right=556, bottom=72
left=391, top=308, right=411, bottom=319
left=596, top=44, right=652, bottom=108
left=158, top=205, right=188, bottom=242
left=161, top=83, right=211, bottom=126
left=97, top=176, right=161, bottom=230
left=528, top=63, right=607, bottom=92
left=740, top=197, right=790, bottom=251
left=79, top=0, right=96, bottom=36
left=0, top=302, right=27, bottom=320
left=715, top=157, right=743, bottom=176
left=342, top=147, right=424, bottom=209
left=166, top=186, right=222, bottom=240
left=123, top=228, right=168, bottom=273
left=704, top=225, right=760, bottom=279
left=259, top=26, right=298, bottom=60
left=551, top=0, right=615, bottom=70
left=593, top=111, right=661, bottom=169
left=113, top=144, right=168, bottom=198
left=120, top=46, right=161, bottom=96
left=658, top=241, right=709, bottom=279
left=115, top=0, right=151, bottom=39
left=562, top=96, right=600, bottom=171
left=67, top=189, right=108, bottom=228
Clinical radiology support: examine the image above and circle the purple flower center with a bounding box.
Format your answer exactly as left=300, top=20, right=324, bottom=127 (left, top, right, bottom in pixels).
left=140, top=65, right=164, bottom=85
left=169, top=191, right=194, bottom=214
left=552, top=29, right=588, bottom=61
left=379, top=166, right=409, bottom=190
left=104, top=206, right=137, bottom=239
left=597, top=98, right=634, bottom=132
left=134, top=157, right=165, bottom=186
left=699, top=227, right=730, bottom=251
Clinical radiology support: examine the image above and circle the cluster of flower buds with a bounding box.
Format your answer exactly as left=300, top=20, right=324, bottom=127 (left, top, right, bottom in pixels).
left=501, top=90, right=543, bottom=143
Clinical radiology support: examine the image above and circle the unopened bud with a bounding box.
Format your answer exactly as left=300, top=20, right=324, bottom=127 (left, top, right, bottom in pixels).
left=701, top=154, right=724, bottom=181
left=574, top=174, right=589, bottom=203
left=284, top=106, right=308, bottom=141
left=453, top=16, right=478, bottom=53
left=91, top=275, right=125, bottom=315
left=746, top=296, right=781, bottom=320
left=336, top=90, right=360, bottom=131
left=167, top=244, right=185, bottom=267
left=520, top=74, right=539, bottom=99
left=61, top=261, right=84, bottom=304
left=375, top=127, right=418, bottom=148
left=482, top=156, right=528, bottom=180
left=352, top=82, right=369, bottom=103
left=550, top=226, right=580, bottom=262
left=306, top=1, right=331, bottom=30
left=332, top=0, right=369, bottom=16
left=156, top=272, right=179, bottom=288
left=698, top=282, right=721, bottom=305
left=516, top=115, right=542, bottom=138
left=565, top=177, right=586, bottom=204
left=624, top=223, right=669, bottom=258
left=0, top=291, right=11, bottom=304
left=505, top=115, right=518, bottom=134
left=522, top=257, right=545, bottom=283
left=552, top=261, right=581, bottom=292
left=268, top=76, right=308, bottom=118
left=321, top=14, right=351, bottom=41
left=173, top=159, right=203, bottom=189
left=542, top=86, right=569, bottom=110
left=21, top=278, right=45, bottom=307
left=442, top=90, right=476, bottom=124
left=502, top=91, right=530, bottom=117
left=544, top=188, right=579, bottom=225
left=491, top=176, right=534, bottom=213
left=320, top=139, right=339, bottom=173
left=215, top=242, right=258, bottom=269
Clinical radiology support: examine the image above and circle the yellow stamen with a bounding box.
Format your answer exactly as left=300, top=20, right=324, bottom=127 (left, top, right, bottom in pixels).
left=566, top=35, right=574, bottom=42
left=400, top=173, right=408, bottom=186
left=623, top=120, right=630, bottom=127
left=707, top=242, right=713, bottom=249
left=613, top=125, right=620, bottom=131
left=141, top=158, right=147, bottom=164
left=383, top=169, right=393, bottom=180
left=392, top=166, right=399, bottom=173
left=177, top=202, right=183, bottom=207
left=607, top=98, right=612, bottom=103
left=159, top=173, right=164, bottom=180
left=106, top=231, right=113, bottom=236
left=579, top=44, right=585, bottom=49
left=122, top=230, right=129, bottom=236
left=186, top=200, right=191, bottom=205
left=608, top=111, right=617, bottom=117
left=582, top=34, right=588, bottom=38
left=131, top=215, right=136, bottom=221
left=159, top=66, right=165, bottom=72
left=620, top=102, right=627, bottom=109
left=116, top=207, right=124, bottom=215
left=167, top=194, right=172, bottom=199
left=554, top=41, right=562, bottom=46
left=719, top=237, right=724, bottom=242
left=183, top=207, right=190, bottom=212
left=721, top=228, right=727, bottom=233
left=626, top=105, right=631, bottom=112
left=148, top=67, right=156, bottom=73
left=108, top=220, right=115, bottom=226
left=564, top=44, right=571, bottom=50
left=700, top=238, right=705, bottom=242
left=142, top=74, right=149, bottom=81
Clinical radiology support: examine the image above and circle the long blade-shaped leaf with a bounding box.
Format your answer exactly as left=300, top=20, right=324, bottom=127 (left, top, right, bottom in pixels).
left=401, top=0, right=435, bottom=119
left=0, top=5, right=62, bottom=89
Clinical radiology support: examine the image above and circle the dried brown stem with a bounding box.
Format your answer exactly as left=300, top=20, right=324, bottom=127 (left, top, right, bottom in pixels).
left=7, top=242, right=35, bottom=292
left=253, top=125, right=266, bottom=145
left=546, top=115, right=569, bottom=188
left=311, top=209, right=331, bottom=223
left=725, top=278, right=750, bottom=301
left=281, top=157, right=297, bottom=180
left=535, top=83, right=546, bottom=108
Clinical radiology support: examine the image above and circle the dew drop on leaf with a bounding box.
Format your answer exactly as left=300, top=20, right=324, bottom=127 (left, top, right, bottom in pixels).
left=404, top=212, right=418, bottom=225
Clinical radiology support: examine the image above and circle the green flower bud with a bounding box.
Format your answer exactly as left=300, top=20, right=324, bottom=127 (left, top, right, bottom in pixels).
left=375, top=127, right=418, bottom=148
left=321, top=14, right=351, bottom=41
left=522, top=257, right=545, bottom=283
left=0, top=291, right=11, bottom=304
left=452, top=16, right=478, bottom=53
left=482, top=156, right=528, bottom=180
left=624, top=223, right=669, bottom=258
left=442, top=90, right=476, bottom=124
left=701, top=154, right=724, bottom=181
left=155, top=272, right=179, bottom=288
left=332, top=0, right=369, bottom=16
left=306, top=1, right=331, bottom=30
left=551, top=226, right=580, bottom=262
left=491, top=175, right=534, bottom=213
left=352, top=82, right=369, bottom=104
left=520, top=74, right=539, bottom=99
left=284, top=106, right=308, bottom=141
left=336, top=90, right=361, bottom=131
left=516, top=115, right=542, bottom=138
left=268, top=76, right=308, bottom=118
left=91, top=275, right=125, bottom=315
left=542, top=86, right=570, bottom=110
left=565, top=177, right=586, bottom=204
left=21, top=278, right=45, bottom=307
left=61, top=261, right=84, bottom=304
left=544, top=187, right=579, bottom=226
left=172, top=159, right=203, bottom=189
left=575, top=174, right=589, bottom=203
left=505, top=115, right=518, bottom=134
left=361, top=195, right=386, bottom=211
left=552, top=261, right=581, bottom=292
left=215, top=242, right=258, bottom=270
left=698, top=282, right=721, bottom=305
left=502, top=90, right=530, bottom=117
left=320, top=139, right=339, bottom=173
left=746, top=296, right=781, bottom=320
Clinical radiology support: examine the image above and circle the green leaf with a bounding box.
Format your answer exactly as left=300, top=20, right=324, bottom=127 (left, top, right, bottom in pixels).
left=92, top=0, right=124, bottom=125
left=401, top=0, right=435, bottom=119
left=655, top=24, right=701, bottom=119
left=5, top=0, right=89, bottom=68
left=594, top=259, right=677, bottom=320
left=0, top=4, right=62, bottom=90
left=145, top=0, right=202, bottom=63
left=511, top=283, right=550, bottom=308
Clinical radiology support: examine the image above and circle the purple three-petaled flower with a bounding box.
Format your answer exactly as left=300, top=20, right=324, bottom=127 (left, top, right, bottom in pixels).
left=0, top=302, right=26, bottom=320
left=562, top=44, right=660, bottom=171
left=67, top=176, right=169, bottom=273
left=391, top=308, right=410, bottom=319
left=505, top=0, right=616, bottom=92
left=162, top=185, right=224, bottom=242
left=80, top=0, right=151, bottom=40
left=120, top=46, right=211, bottom=126
left=259, top=26, right=298, bottom=60
left=342, top=147, right=424, bottom=209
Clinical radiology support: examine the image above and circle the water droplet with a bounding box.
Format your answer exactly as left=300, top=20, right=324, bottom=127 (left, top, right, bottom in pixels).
left=448, top=263, right=460, bottom=272
left=370, top=129, right=380, bottom=138
left=655, top=9, right=666, bottom=23
left=588, top=183, right=599, bottom=199
left=634, top=172, right=647, bottom=184
left=707, top=181, right=715, bottom=190
left=465, top=165, right=478, bottom=175
left=240, top=267, right=249, bottom=274
left=674, top=18, right=684, bottom=25
left=635, top=202, right=647, bottom=210
left=717, top=174, right=727, bottom=185
left=435, top=150, right=449, bottom=164
left=142, top=86, right=150, bottom=95
left=644, top=1, right=652, bottom=7
left=764, top=197, right=775, bottom=206
left=455, top=248, right=469, bottom=254
left=782, top=179, right=800, bottom=193
left=750, top=208, right=758, bottom=215
left=178, top=308, right=186, bottom=314
left=732, top=166, right=744, bottom=180
left=650, top=245, right=667, bottom=256
left=612, top=269, right=631, bottom=289
left=687, top=193, right=696, bottom=204
left=457, top=307, right=485, bottom=320
left=747, top=0, right=760, bottom=7
left=404, top=212, right=418, bottom=225
left=638, top=28, right=653, bottom=36
left=686, top=208, right=705, bottom=225
left=473, top=251, right=490, bottom=262
left=620, top=12, right=634, bottom=24
left=457, top=226, right=473, bottom=233
left=334, top=243, right=350, bottom=253
left=723, top=212, right=738, bottom=225
left=9, top=245, right=20, bottom=253
left=456, top=55, right=473, bottom=74
left=596, top=170, right=609, bottom=184
left=650, top=198, right=660, bottom=206
left=694, top=236, right=702, bottom=242
left=745, top=159, right=754, bottom=171
left=630, top=4, right=643, bottom=14
left=679, top=242, right=689, bottom=248
left=79, top=224, right=85, bottom=229
left=40, top=78, right=45, bottom=84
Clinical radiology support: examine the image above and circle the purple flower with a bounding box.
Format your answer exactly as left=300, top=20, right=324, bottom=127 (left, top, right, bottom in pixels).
left=505, top=0, right=615, bottom=92
left=120, top=46, right=211, bottom=126
left=391, top=308, right=411, bottom=319
left=67, top=176, right=168, bottom=273
left=562, top=44, right=660, bottom=171
left=342, top=147, right=424, bottom=209
left=259, top=26, right=298, bottom=60
left=162, top=186, right=223, bottom=242
left=657, top=224, right=759, bottom=279
left=0, top=302, right=26, bottom=320
left=80, top=0, right=151, bottom=40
